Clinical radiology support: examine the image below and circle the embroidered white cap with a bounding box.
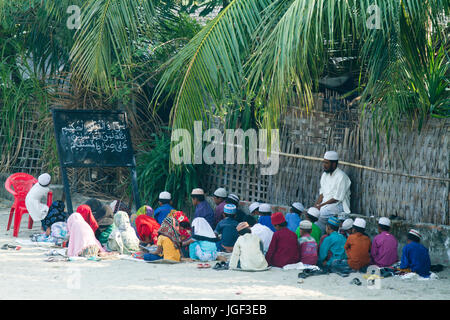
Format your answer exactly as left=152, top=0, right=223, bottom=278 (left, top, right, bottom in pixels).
left=159, top=191, right=171, bottom=200
left=38, top=173, right=51, bottom=187
left=341, top=218, right=354, bottom=230
left=408, top=229, right=422, bottom=239
left=191, top=188, right=205, bottom=196
left=292, top=202, right=304, bottom=212
left=306, top=207, right=320, bottom=218
left=258, top=203, right=271, bottom=214
left=353, top=218, right=366, bottom=229
left=299, top=220, right=312, bottom=230
left=378, top=217, right=391, bottom=227
left=324, top=151, right=339, bottom=161
left=213, top=188, right=227, bottom=198
left=248, top=202, right=260, bottom=214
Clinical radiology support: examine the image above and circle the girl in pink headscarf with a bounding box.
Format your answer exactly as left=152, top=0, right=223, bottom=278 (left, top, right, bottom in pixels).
left=67, top=212, right=105, bottom=257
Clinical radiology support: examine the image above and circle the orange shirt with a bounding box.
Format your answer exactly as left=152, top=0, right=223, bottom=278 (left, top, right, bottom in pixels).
left=344, top=232, right=371, bottom=270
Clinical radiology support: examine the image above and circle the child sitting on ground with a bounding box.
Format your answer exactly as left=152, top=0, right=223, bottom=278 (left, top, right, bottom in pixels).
left=371, top=217, right=398, bottom=267
left=265, top=212, right=300, bottom=268
left=297, top=220, right=318, bottom=265
left=184, top=217, right=218, bottom=262
left=399, top=229, right=431, bottom=278
left=229, top=222, right=268, bottom=271
left=318, top=217, right=347, bottom=270
left=285, top=202, right=304, bottom=233
left=66, top=212, right=105, bottom=258
left=214, top=204, right=239, bottom=253
left=296, top=207, right=322, bottom=244
left=143, top=215, right=183, bottom=262
left=343, top=218, right=371, bottom=272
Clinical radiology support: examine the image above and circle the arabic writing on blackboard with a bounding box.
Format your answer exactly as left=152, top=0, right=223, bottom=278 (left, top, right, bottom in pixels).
left=61, top=120, right=128, bottom=154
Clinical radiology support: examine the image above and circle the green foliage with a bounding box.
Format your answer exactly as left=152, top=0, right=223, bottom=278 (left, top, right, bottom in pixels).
left=137, top=128, right=205, bottom=212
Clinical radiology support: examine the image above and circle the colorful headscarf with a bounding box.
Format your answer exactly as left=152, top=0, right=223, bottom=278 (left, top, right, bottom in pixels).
left=172, top=211, right=191, bottom=240
left=67, top=212, right=103, bottom=257
left=158, top=215, right=182, bottom=249
left=76, top=205, right=99, bottom=233
left=136, top=205, right=154, bottom=218
left=41, top=200, right=68, bottom=231
left=135, top=215, right=160, bottom=244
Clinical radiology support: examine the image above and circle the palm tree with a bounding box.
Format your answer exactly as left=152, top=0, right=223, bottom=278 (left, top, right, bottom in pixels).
left=153, top=0, right=449, bottom=141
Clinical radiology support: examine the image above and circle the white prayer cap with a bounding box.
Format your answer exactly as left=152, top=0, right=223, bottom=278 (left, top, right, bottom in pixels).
left=378, top=217, right=391, bottom=227
left=159, top=191, right=171, bottom=200
left=191, top=188, right=204, bottom=196
left=213, top=188, right=227, bottom=198
left=259, top=203, right=271, bottom=214
left=408, top=229, right=422, bottom=239
left=306, top=207, right=320, bottom=218
left=227, top=194, right=240, bottom=204
left=248, top=202, right=260, bottom=214
left=38, top=173, right=51, bottom=187
left=341, top=218, right=353, bottom=231
left=299, top=220, right=312, bottom=230
left=324, top=151, right=339, bottom=161
left=353, top=218, right=366, bottom=229
left=292, top=202, right=304, bottom=212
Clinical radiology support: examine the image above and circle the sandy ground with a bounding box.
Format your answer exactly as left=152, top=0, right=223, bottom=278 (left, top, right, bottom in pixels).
left=0, top=197, right=449, bottom=300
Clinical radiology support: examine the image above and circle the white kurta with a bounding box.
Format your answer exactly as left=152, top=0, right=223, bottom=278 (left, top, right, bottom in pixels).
left=250, top=223, right=274, bottom=254
left=25, top=183, right=50, bottom=222
left=319, top=167, right=351, bottom=213
left=229, top=233, right=268, bottom=271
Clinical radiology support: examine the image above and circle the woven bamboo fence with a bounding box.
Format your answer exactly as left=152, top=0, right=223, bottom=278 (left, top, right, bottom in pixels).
left=203, top=97, right=449, bottom=225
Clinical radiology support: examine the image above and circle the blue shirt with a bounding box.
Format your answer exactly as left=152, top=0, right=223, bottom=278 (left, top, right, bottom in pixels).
left=258, top=215, right=276, bottom=232
left=194, top=201, right=215, bottom=229
left=318, top=231, right=347, bottom=266
left=285, top=213, right=301, bottom=233
left=400, top=241, right=431, bottom=277
left=154, top=203, right=174, bottom=225
left=215, top=217, right=239, bottom=247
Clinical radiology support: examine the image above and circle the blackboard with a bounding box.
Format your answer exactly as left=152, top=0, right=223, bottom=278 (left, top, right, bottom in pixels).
left=51, top=109, right=140, bottom=214
left=52, top=109, right=135, bottom=167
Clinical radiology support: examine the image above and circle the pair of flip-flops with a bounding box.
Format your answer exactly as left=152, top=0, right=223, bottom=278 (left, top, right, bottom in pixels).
left=350, top=278, right=362, bottom=286
left=197, top=263, right=211, bottom=269
left=297, top=268, right=329, bottom=279
left=1, top=244, right=21, bottom=250
left=213, top=261, right=229, bottom=270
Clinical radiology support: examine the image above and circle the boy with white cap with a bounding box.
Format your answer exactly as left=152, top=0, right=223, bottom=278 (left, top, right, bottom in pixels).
left=399, top=229, right=431, bottom=277
left=154, top=191, right=174, bottom=225
left=248, top=202, right=260, bottom=216
left=191, top=188, right=215, bottom=229
left=298, top=220, right=318, bottom=265
left=212, top=187, right=227, bottom=229
left=344, top=218, right=371, bottom=272
left=339, top=218, right=353, bottom=239
left=225, top=193, right=246, bottom=223
left=296, top=207, right=322, bottom=244
left=285, top=202, right=304, bottom=233
left=257, top=203, right=276, bottom=232
left=314, top=151, right=351, bottom=234
left=371, top=217, right=398, bottom=267
left=25, top=173, right=52, bottom=222
left=214, top=204, right=239, bottom=252
left=318, top=216, right=347, bottom=270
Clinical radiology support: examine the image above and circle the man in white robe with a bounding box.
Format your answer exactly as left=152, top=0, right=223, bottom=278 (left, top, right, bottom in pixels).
left=314, top=151, right=351, bottom=233
left=25, top=173, right=51, bottom=222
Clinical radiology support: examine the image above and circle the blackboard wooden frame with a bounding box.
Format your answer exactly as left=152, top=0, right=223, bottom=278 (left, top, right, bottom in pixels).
left=51, top=108, right=141, bottom=214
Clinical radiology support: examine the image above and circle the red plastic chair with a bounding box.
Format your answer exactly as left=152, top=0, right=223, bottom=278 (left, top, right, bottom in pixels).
left=4, top=173, right=53, bottom=237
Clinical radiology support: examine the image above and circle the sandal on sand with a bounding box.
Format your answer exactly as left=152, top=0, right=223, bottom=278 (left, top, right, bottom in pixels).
left=197, top=263, right=211, bottom=269
left=213, top=261, right=228, bottom=270
left=350, top=278, right=362, bottom=286
left=1, top=244, right=21, bottom=250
